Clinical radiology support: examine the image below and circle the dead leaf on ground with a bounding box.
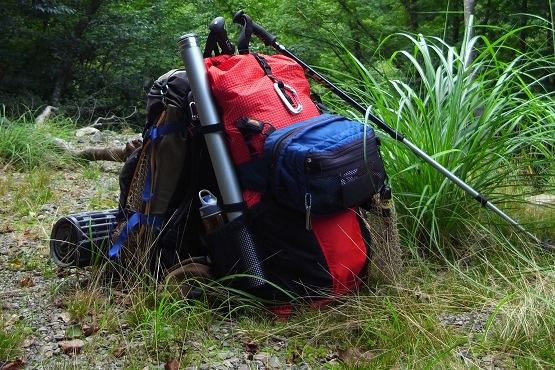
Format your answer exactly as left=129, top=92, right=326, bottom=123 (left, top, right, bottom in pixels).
left=82, top=324, right=100, bottom=337
left=245, top=341, right=259, bottom=354
left=0, top=225, right=15, bottom=234
left=0, top=357, right=26, bottom=370
left=59, top=339, right=85, bottom=355
left=287, top=348, right=302, bottom=364
left=19, top=276, right=35, bottom=287
left=53, top=298, right=67, bottom=308
left=337, top=347, right=374, bottom=365
left=113, top=346, right=126, bottom=358
left=164, top=358, right=180, bottom=370
left=414, top=290, right=431, bottom=301
left=22, top=336, right=36, bottom=348
left=56, top=269, right=69, bottom=278
left=5, top=314, right=20, bottom=326
left=59, top=312, right=71, bottom=324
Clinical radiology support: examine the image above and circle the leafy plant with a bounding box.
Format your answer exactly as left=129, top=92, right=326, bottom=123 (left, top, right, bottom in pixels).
left=338, top=18, right=555, bottom=256
left=0, top=315, right=25, bottom=363
left=0, top=110, right=75, bottom=171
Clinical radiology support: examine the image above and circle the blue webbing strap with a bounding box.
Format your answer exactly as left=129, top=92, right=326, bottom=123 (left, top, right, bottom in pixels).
left=108, top=212, right=163, bottom=258
left=108, top=120, right=186, bottom=258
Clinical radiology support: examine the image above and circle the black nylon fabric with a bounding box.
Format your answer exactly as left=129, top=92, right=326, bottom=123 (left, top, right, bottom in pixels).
left=248, top=197, right=333, bottom=303
left=145, top=69, right=192, bottom=135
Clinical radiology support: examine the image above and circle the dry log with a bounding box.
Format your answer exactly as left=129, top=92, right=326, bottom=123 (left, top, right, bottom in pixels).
left=90, top=107, right=137, bottom=129
left=35, top=106, right=59, bottom=125
left=53, top=137, right=142, bottom=162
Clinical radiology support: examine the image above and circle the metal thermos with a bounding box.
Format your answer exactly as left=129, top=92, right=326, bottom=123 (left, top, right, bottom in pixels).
left=199, top=189, right=225, bottom=233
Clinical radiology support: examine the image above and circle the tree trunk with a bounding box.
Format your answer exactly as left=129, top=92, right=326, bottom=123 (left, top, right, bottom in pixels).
left=452, top=8, right=461, bottom=44
left=519, top=0, right=528, bottom=54
left=50, top=0, right=103, bottom=107
left=399, top=0, right=418, bottom=31
left=483, top=0, right=492, bottom=25
left=53, top=137, right=142, bottom=162
left=463, top=0, right=475, bottom=30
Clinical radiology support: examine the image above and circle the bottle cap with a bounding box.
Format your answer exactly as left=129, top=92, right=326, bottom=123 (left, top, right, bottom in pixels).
left=199, top=189, right=217, bottom=206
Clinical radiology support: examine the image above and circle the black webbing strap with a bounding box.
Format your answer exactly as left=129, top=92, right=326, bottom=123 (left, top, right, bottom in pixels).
left=236, top=117, right=276, bottom=158
left=236, top=14, right=254, bottom=54
left=252, top=53, right=294, bottom=106
left=223, top=201, right=248, bottom=214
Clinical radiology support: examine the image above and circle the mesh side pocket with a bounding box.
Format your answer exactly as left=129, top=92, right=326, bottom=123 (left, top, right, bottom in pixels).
left=307, top=176, right=343, bottom=214
left=204, top=215, right=267, bottom=290
left=308, top=149, right=386, bottom=215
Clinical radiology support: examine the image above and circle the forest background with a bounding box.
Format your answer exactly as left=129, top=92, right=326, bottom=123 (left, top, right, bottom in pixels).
left=1, top=0, right=549, bottom=125
left=2, top=1, right=555, bottom=368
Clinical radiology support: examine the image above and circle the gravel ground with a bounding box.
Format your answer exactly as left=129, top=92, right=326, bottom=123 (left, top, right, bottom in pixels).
left=0, top=128, right=514, bottom=369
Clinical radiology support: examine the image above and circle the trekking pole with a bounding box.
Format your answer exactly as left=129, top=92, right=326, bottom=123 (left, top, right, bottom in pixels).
left=177, top=31, right=267, bottom=286
left=232, top=10, right=547, bottom=247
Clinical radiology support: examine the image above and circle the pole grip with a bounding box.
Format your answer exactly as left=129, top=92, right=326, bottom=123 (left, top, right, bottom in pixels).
left=233, top=9, right=277, bottom=46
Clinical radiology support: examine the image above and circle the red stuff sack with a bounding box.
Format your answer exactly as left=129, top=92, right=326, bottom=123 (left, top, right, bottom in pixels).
left=205, top=52, right=320, bottom=207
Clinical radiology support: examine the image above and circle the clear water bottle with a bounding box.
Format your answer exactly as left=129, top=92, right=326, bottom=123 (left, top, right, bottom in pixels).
left=199, top=189, right=225, bottom=233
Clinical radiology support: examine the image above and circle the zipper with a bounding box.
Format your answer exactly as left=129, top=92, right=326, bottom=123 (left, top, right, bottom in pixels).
left=305, top=135, right=378, bottom=175
left=305, top=192, right=312, bottom=230
left=271, top=114, right=339, bottom=164
left=270, top=115, right=337, bottom=193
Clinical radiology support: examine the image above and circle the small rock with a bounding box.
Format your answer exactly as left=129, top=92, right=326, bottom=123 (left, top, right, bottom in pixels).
left=59, top=312, right=71, bottom=323
left=90, top=131, right=104, bottom=143
left=217, top=352, right=232, bottom=360
left=223, top=358, right=240, bottom=368
left=268, top=356, right=282, bottom=368
left=53, top=333, right=65, bottom=341
left=40, top=204, right=57, bottom=213
left=76, top=127, right=100, bottom=137
left=254, top=352, right=270, bottom=363
left=41, top=344, right=54, bottom=358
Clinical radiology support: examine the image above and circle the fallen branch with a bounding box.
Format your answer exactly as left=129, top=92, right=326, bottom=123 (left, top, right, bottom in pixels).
left=90, top=107, right=137, bottom=129
left=53, top=137, right=142, bottom=162
left=35, top=106, right=59, bottom=125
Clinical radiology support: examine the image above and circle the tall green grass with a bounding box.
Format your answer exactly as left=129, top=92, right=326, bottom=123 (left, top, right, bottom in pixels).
left=0, top=107, right=75, bottom=171
left=336, top=18, right=555, bottom=257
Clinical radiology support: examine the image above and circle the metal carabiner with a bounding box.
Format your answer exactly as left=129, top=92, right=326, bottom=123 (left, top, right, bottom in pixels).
left=274, top=83, right=303, bottom=114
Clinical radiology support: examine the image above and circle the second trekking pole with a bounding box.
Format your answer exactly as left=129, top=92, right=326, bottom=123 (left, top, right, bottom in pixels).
left=232, top=10, right=546, bottom=247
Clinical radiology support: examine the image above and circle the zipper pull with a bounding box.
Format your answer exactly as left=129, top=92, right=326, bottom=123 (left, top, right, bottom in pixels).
left=305, top=193, right=312, bottom=230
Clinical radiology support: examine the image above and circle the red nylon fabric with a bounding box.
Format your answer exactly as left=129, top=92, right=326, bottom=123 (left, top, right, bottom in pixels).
left=311, top=210, right=368, bottom=295
left=205, top=53, right=320, bottom=207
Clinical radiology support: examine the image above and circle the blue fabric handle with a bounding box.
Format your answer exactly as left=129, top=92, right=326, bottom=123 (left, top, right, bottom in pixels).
left=108, top=212, right=163, bottom=258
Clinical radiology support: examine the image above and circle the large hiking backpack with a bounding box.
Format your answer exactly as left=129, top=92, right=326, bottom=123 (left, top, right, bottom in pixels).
left=193, top=16, right=387, bottom=303
left=111, top=16, right=388, bottom=306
